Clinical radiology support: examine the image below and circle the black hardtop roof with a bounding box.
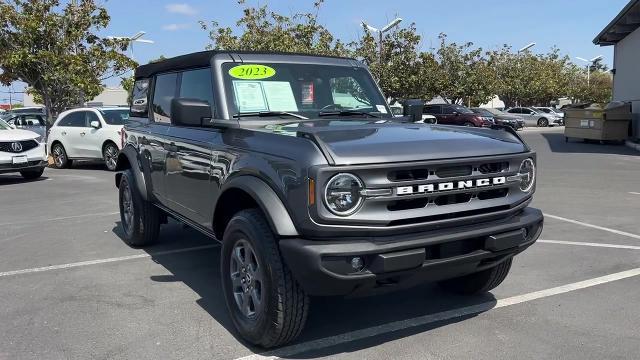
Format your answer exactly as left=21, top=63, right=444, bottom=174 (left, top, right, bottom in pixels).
left=134, top=50, right=361, bottom=79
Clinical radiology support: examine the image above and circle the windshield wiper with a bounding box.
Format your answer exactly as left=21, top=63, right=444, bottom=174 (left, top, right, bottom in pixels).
left=317, top=110, right=379, bottom=118
left=233, top=111, right=308, bottom=120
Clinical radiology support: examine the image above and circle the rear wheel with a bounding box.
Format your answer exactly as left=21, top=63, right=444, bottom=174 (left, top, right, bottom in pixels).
left=118, top=169, right=161, bottom=247
left=537, top=118, right=549, bottom=127
left=51, top=143, right=71, bottom=169
left=439, top=258, right=513, bottom=295
left=103, top=142, right=119, bottom=171
left=20, top=167, right=44, bottom=180
left=221, top=209, right=309, bottom=348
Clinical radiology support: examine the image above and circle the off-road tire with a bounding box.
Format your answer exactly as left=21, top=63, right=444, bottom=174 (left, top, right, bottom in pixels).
left=20, top=167, right=45, bottom=180
left=51, top=143, right=71, bottom=169
left=438, top=258, right=513, bottom=295
left=537, top=118, right=549, bottom=127
left=118, top=169, right=161, bottom=247
left=221, top=209, right=309, bottom=348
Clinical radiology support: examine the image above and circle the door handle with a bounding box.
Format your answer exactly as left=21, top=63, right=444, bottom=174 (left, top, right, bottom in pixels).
left=80, top=132, right=86, bottom=136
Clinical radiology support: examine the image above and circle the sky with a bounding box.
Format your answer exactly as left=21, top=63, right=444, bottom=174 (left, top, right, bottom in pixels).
left=0, top=0, right=630, bottom=104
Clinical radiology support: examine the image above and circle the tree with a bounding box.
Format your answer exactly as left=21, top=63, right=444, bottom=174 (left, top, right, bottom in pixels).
left=200, top=0, right=348, bottom=57
left=0, top=0, right=135, bottom=122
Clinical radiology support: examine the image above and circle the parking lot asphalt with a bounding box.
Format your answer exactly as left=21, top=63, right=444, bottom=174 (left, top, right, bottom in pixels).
left=1, top=127, right=639, bottom=360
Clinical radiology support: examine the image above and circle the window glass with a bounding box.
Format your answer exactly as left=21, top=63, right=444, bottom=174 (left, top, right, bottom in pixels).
left=152, top=73, right=178, bottom=123
left=180, top=68, right=214, bottom=106
left=86, top=111, right=100, bottom=126
left=329, top=77, right=373, bottom=110
left=21, top=115, right=46, bottom=126
left=508, top=108, right=520, bottom=114
left=131, top=79, right=150, bottom=116
left=522, top=108, right=533, bottom=114
left=423, top=105, right=441, bottom=114
left=101, top=109, right=130, bottom=125
left=58, top=111, right=87, bottom=127
left=442, top=106, right=456, bottom=114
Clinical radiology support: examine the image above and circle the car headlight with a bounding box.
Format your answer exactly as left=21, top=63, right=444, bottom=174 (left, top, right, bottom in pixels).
left=324, top=173, right=364, bottom=216
left=518, top=158, right=536, bottom=192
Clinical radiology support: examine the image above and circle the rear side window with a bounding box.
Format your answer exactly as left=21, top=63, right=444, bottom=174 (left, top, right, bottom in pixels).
left=131, top=79, right=150, bottom=117
left=57, top=112, right=87, bottom=127
left=179, top=68, right=214, bottom=106
left=441, top=106, right=455, bottom=114
left=152, top=73, right=178, bottom=123
left=19, top=115, right=46, bottom=126
left=424, top=105, right=441, bottom=114
left=101, top=110, right=129, bottom=125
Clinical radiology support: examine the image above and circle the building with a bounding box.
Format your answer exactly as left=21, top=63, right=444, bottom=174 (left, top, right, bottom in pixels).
left=594, top=0, right=640, bottom=140
left=23, top=87, right=128, bottom=108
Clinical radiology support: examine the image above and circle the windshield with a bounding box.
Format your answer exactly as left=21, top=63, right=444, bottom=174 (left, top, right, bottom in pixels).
left=222, top=62, right=391, bottom=119
left=100, top=109, right=129, bottom=125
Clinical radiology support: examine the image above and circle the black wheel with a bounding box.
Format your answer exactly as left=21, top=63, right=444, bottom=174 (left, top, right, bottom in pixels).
left=537, top=118, right=549, bottom=127
left=221, top=209, right=309, bottom=348
left=20, top=167, right=45, bottom=180
left=463, top=122, right=475, bottom=127
left=439, top=258, right=513, bottom=295
left=118, top=169, right=161, bottom=247
left=51, top=143, right=71, bottom=169
left=103, top=142, right=119, bottom=171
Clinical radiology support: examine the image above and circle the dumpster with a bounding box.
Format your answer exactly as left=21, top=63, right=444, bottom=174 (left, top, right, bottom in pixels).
left=564, top=102, right=631, bottom=143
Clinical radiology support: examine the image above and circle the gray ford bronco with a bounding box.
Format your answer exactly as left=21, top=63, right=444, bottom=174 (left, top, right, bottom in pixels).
left=115, top=51, right=543, bottom=348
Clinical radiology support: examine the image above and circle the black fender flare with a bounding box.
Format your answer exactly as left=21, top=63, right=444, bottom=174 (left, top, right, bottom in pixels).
left=218, top=176, right=299, bottom=237
left=114, top=145, right=150, bottom=201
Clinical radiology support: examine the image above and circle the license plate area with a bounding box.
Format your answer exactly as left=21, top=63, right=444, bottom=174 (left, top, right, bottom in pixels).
left=12, top=156, right=28, bottom=165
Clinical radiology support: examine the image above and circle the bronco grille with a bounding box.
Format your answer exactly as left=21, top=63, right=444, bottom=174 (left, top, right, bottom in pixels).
left=0, top=140, right=38, bottom=153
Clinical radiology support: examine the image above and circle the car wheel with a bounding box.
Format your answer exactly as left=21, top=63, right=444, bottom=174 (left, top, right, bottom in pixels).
left=537, top=118, right=549, bottom=127
left=20, top=167, right=45, bottom=180
left=103, top=142, right=119, bottom=171
left=463, top=122, right=475, bottom=127
left=51, top=143, right=71, bottom=169
left=118, top=169, right=161, bottom=247
left=221, top=209, right=309, bottom=348
left=438, top=258, right=512, bottom=295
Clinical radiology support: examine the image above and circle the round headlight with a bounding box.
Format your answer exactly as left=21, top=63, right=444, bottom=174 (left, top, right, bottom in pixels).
left=518, top=158, right=536, bottom=192
left=324, top=173, right=364, bottom=216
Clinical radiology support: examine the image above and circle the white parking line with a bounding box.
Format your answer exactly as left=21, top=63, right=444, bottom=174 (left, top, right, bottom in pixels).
left=629, top=192, right=640, bottom=196
left=235, top=267, right=640, bottom=360
left=0, top=211, right=120, bottom=226
left=539, top=239, right=640, bottom=250
left=544, top=213, right=640, bottom=240
left=0, top=244, right=219, bottom=278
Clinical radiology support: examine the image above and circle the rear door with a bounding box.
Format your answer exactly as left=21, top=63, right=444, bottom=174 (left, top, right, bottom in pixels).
left=164, top=67, right=219, bottom=228
left=440, top=105, right=459, bottom=125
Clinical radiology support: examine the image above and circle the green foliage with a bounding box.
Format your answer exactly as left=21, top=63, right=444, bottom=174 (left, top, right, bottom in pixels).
left=0, top=0, right=136, bottom=121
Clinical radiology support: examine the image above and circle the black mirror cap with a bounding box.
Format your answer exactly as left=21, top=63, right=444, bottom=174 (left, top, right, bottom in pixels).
left=171, top=98, right=212, bottom=127
left=402, top=99, right=425, bottom=122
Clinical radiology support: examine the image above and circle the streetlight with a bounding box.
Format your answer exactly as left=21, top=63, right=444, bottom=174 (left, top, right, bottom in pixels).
left=108, top=31, right=155, bottom=75
left=575, top=55, right=603, bottom=86
left=515, top=42, right=535, bottom=107
left=361, top=18, right=403, bottom=81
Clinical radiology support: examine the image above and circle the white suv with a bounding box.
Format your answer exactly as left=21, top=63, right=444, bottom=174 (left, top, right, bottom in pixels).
left=0, top=119, right=47, bottom=179
left=47, top=107, right=129, bottom=171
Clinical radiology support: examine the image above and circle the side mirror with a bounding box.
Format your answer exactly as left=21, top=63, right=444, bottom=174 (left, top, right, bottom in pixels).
left=402, top=99, right=425, bottom=123
left=171, top=98, right=212, bottom=127
left=90, top=120, right=100, bottom=129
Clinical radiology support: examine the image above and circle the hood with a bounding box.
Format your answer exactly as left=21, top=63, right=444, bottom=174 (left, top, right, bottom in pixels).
left=0, top=128, right=40, bottom=141
left=259, top=120, right=527, bottom=165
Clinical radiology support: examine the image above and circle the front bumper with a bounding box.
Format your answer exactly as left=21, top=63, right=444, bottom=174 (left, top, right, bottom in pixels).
left=0, top=144, right=47, bottom=174
left=0, top=160, right=47, bottom=174
left=280, top=207, right=543, bottom=296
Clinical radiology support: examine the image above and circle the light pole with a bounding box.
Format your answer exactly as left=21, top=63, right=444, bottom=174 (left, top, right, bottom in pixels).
left=576, top=55, right=603, bottom=86
left=514, top=42, right=535, bottom=107
left=108, top=31, right=155, bottom=75
left=361, top=18, right=403, bottom=82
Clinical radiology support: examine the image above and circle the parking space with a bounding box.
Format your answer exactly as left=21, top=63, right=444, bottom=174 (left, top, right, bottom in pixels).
left=1, top=127, right=639, bottom=360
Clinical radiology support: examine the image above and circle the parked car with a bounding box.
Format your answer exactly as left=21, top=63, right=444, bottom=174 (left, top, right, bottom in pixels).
left=0, top=118, right=47, bottom=179
left=534, top=106, right=565, bottom=119
left=47, top=107, right=129, bottom=170
left=423, top=104, right=493, bottom=127
left=114, top=50, right=543, bottom=348
left=505, top=107, right=562, bottom=127
left=2, top=113, right=47, bottom=140
left=472, top=108, right=524, bottom=130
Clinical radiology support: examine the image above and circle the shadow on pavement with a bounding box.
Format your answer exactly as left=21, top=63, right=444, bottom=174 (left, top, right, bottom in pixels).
left=541, top=132, right=638, bottom=155
left=112, top=220, right=497, bottom=357
left=0, top=174, right=49, bottom=185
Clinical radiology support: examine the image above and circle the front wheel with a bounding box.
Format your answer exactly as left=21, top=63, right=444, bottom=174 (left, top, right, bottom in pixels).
left=103, top=142, right=119, bottom=171
left=439, top=258, right=513, bottom=295
left=51, top=143, right=71, bottom=169
left=20, top=167, right=45, bottom=180
left=118, top=169, right=161, bottom=247
left=537, top=118, right=549, bottom=127
left=221, top=209, right=309, bottom=348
